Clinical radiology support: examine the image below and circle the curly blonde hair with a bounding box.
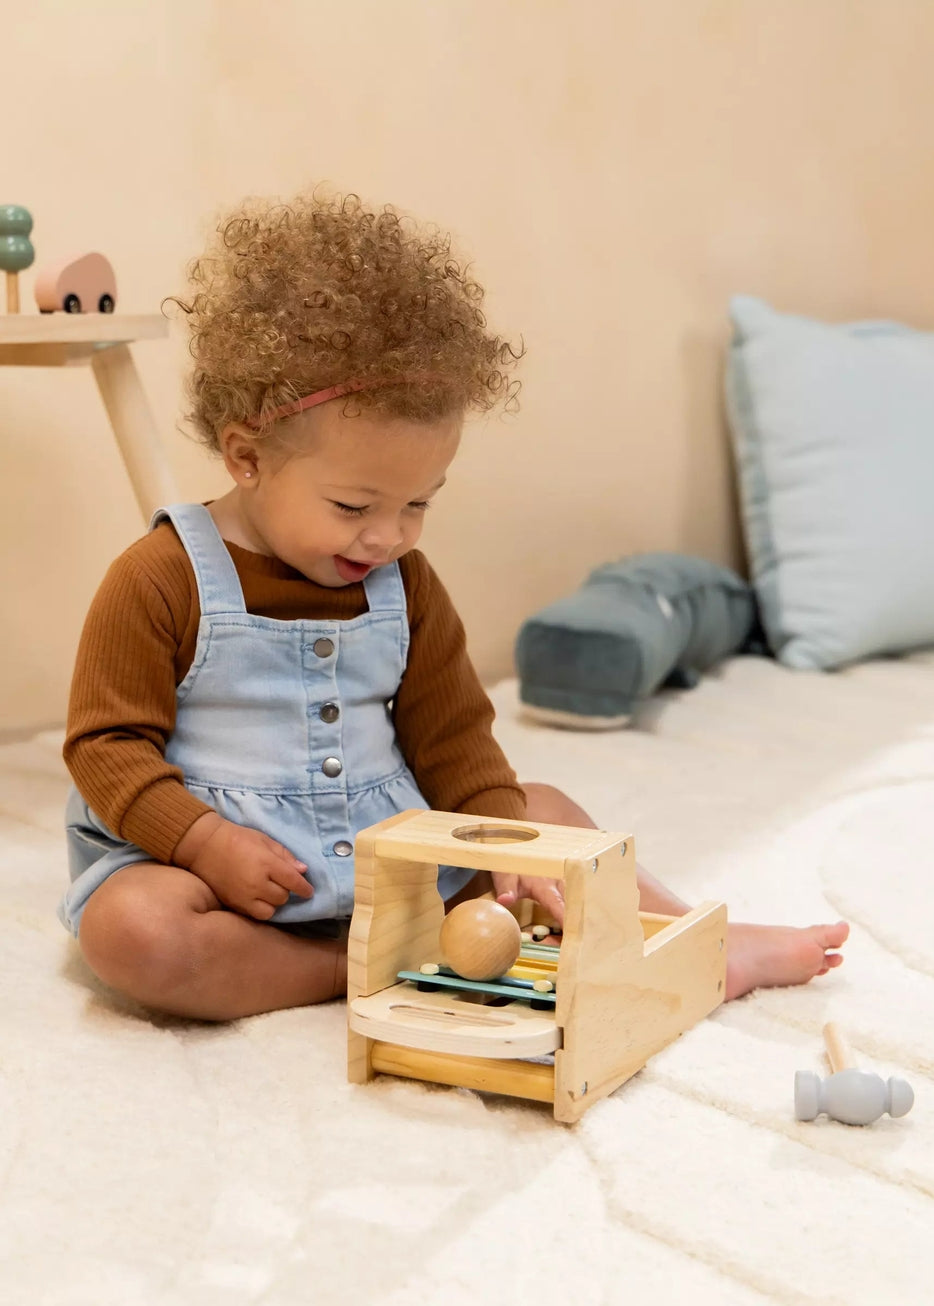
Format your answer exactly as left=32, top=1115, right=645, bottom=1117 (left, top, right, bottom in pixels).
left=169, top=188, right=523, bottom=449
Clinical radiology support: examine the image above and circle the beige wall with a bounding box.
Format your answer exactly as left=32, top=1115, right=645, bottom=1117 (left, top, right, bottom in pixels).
left=4, top=0, right=934, bottom=732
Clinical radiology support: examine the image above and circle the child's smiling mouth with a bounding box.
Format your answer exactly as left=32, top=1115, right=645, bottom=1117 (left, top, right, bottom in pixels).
left=333, top=555, right=376, bottom=583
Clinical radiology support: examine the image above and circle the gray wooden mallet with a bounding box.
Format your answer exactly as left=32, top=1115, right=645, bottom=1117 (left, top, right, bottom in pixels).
left=795, top=1022, right=914, bottom=1126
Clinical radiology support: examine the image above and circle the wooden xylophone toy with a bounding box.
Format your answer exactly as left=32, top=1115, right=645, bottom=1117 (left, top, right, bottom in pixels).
left=347, top=809, right=727, bottom=1123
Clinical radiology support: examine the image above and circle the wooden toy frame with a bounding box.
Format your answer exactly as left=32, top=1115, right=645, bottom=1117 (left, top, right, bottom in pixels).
left=348, top=810, right=727, bottom=1123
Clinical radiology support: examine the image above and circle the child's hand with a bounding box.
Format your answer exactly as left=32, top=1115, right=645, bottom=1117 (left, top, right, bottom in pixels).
left=174, top=813, right=313, bottom=920
left=491, top=871, right=565, bottom=931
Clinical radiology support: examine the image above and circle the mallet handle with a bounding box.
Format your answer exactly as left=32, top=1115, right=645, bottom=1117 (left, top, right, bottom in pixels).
left=823, top=1022, right=855, bottom=1073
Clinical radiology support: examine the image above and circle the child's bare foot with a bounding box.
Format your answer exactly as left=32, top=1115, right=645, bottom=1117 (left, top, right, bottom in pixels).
left=725, top=921, right=849, bottom=1000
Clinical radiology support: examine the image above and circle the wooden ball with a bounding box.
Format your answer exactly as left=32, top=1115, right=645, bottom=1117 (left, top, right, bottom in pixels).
left=439, top=900, right=522, bottom=981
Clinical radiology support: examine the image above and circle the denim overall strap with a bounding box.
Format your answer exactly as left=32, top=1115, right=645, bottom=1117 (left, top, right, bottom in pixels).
left=150, top=504, right=247, bottom=616
left=362, top=561, right=409, bottom=662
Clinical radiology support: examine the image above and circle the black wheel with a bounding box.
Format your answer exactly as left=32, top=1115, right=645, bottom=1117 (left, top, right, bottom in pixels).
left=63, top=293, right=81, bottom=313
left=98, top=294, right=115, bottom=313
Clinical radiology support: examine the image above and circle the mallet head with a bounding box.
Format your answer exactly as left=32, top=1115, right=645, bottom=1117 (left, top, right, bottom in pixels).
left=795, top=1068, right=914, bottom=1126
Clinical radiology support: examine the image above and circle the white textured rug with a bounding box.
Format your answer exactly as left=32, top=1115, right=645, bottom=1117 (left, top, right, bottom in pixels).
left=2, top=653, right=932, bottom=1305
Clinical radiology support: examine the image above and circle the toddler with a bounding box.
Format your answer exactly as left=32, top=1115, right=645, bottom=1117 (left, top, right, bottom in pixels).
left=62, top=188, right=848, bottom=1020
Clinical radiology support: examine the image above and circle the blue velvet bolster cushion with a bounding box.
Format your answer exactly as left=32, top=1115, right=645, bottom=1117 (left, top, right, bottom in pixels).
left=515, top=553, right=756, bottom=723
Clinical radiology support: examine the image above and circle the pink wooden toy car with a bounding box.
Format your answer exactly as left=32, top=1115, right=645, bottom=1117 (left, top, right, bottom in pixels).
left=35, top=252, right=116, bottom=313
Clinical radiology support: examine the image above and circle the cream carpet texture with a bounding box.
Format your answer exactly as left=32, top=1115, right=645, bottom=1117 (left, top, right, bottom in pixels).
left=1, top=652, right=932, bottom=1305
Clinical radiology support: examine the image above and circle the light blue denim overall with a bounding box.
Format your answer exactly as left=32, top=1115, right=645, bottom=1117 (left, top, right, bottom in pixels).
left=60, top=503, right=472, bottom=935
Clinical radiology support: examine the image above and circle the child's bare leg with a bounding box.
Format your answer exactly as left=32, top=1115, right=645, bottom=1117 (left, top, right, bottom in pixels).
left=78, top=863, right=347, bottom=1021
left=521, top=783, right=849, bottom=1000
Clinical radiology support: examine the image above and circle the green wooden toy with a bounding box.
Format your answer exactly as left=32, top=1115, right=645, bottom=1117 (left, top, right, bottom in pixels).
left=0, top=205, right=34, bottom=313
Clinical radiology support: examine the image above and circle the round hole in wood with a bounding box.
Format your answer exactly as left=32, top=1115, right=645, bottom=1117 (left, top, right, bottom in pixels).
left=451, top=823, right=540, bottom=845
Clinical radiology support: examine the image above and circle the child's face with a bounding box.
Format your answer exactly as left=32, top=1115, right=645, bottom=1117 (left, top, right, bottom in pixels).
left=228, top=404, right=462, bottom=587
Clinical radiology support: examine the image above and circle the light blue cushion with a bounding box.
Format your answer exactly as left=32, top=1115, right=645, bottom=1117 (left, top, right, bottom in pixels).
left=725, top=295, right=934, bottom=670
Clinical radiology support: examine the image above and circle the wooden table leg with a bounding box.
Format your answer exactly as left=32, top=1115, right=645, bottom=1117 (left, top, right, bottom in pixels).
left=91, top=342, right=179, bottom=520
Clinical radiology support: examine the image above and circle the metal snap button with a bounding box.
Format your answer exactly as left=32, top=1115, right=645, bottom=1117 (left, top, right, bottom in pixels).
left=313, top=637, right=334, bottom=658
left=322, top=756, right=343, bottom=778
left=333, top=840, right=353, bottom=857
left=319, top=702, right=340, bottom=724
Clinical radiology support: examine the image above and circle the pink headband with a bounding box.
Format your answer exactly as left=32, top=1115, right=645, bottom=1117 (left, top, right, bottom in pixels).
left=248, top=374, right=441, bottom=428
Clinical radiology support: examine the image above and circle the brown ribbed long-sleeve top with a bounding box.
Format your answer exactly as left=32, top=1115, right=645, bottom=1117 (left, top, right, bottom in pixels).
left=64, top=517, right=526, bottom=864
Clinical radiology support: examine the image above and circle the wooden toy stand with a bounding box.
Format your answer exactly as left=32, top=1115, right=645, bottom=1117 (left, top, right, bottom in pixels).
left=0, top=313, right=177, bottom=519
left=348, top=810, right=727, bottom=1123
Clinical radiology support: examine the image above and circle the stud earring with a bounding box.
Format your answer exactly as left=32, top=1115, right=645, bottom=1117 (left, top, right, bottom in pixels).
left=244, top=471, right=253, bottom=479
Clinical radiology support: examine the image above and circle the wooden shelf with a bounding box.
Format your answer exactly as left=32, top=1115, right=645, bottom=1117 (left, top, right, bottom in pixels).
left=0, top=313, right=167, bottom=345
left=0, top=311, right=178, bottom=517
left=0, top=314, right=168, bottom=368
